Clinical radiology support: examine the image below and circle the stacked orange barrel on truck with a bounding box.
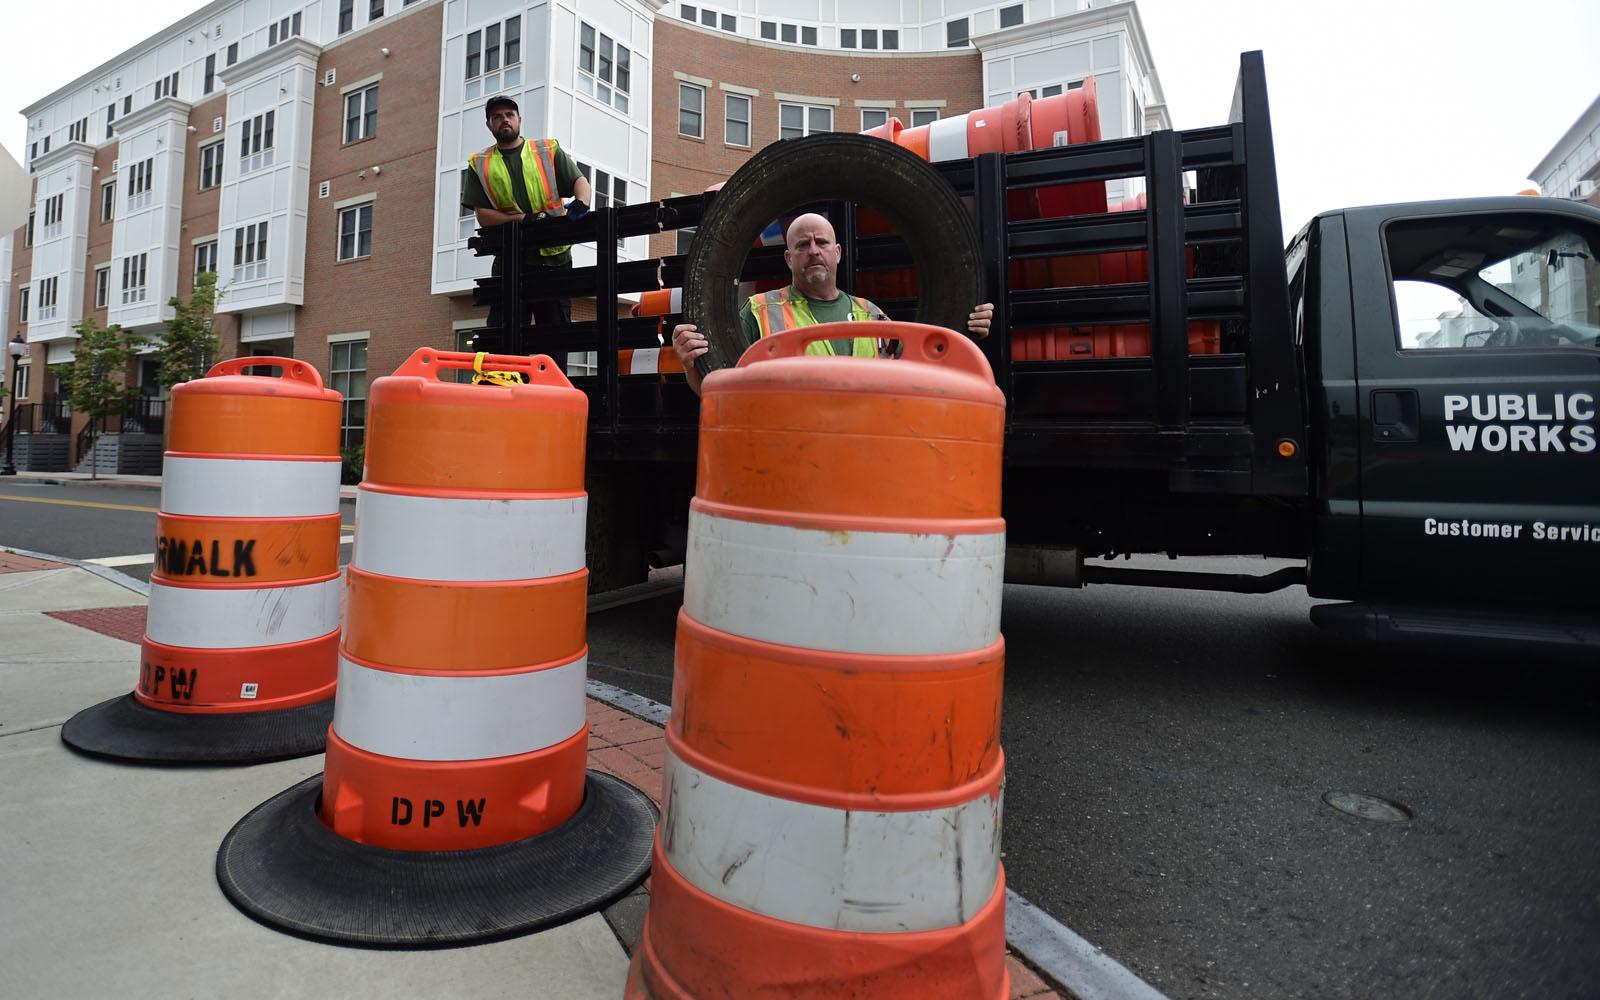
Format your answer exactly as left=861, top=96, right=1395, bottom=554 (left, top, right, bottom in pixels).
left=627, top=323, right=1011, bottom=999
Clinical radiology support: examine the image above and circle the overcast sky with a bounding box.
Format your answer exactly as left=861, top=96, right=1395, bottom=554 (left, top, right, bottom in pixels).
left=2, top=0, right=1597, bottom=240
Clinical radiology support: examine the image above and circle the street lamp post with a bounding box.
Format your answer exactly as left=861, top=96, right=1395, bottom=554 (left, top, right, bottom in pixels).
left=3, top=338, right=26, bottom=476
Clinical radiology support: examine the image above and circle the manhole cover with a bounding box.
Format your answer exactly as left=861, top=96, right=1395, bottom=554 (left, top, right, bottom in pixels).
left=1322, top=791, right=1413, bottom=823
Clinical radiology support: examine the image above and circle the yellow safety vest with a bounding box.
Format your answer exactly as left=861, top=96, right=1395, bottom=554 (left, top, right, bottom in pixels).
left=748, top=287, right=888, bottom=356
left=468, top=138, right=569, bottom=258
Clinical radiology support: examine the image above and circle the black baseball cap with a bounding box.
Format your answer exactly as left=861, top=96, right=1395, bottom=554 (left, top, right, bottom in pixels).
left=485, top=95, right=519, bottom=118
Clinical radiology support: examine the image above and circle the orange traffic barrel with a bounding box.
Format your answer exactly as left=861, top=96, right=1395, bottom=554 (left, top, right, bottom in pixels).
left=627, top=323, right=1010, bottom=999
left=216, top=348, right=656, bottom=946
left=62, top=357, right=342, bottom=763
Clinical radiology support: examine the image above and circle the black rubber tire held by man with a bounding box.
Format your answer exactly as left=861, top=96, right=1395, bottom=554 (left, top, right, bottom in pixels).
left=682, top=132, right=984, bottom=376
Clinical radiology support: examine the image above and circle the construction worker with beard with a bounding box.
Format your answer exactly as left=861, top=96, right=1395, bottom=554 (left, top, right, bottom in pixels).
left=668, top=212, right=992, bottom=395
left=461, top=95, right=594, bottom=370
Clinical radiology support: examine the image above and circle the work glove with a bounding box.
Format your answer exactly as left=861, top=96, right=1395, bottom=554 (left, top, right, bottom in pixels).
left=565, top=199, right=591, bottom=219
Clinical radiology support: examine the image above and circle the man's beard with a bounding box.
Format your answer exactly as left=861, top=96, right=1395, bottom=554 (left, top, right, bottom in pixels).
left=800, top=264, right=829, bottom=285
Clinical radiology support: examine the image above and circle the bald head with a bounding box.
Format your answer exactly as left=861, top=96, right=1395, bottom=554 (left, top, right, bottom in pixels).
left=783, top=213, right=842, bottom=298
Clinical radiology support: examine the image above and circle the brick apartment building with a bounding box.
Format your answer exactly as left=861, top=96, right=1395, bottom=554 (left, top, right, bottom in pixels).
left=1, top=0, right=1166, bottom=471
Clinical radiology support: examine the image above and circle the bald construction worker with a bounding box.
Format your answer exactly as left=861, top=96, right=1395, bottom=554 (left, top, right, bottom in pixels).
left=670, top=212, right=993, bottom=395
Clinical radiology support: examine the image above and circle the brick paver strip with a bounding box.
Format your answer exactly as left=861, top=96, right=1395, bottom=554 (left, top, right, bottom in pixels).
left=0, top=552, right=66, bottom=573
left=47, top=606, right=148, bottom=645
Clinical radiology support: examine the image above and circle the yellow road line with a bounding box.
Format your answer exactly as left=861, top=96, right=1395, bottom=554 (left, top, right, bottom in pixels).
left=0, top=493, right=355, bottom=531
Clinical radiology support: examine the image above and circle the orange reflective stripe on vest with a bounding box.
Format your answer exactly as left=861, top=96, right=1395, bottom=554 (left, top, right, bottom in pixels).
left=749, top=287, right=884, bottom=357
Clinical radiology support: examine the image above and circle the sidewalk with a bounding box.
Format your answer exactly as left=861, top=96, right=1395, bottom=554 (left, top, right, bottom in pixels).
left=3, top=468, right=362, bottom=499
left=0, top=548, right=1070, bottom=999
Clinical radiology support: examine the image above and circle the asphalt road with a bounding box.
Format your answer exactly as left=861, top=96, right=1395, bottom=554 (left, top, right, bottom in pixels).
left=4, top=479, right=1597, bottom=999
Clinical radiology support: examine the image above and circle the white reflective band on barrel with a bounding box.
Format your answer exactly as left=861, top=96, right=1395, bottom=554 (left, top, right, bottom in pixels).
left=146, top=576, right=342, bottom=649
left=628, top=349, right=662, bottom=375
left=162, top=457, right=343, bottom=518
left=352, top=490, right=587, bottom=582
left=927, top=114, right=971, bottom=162
left=684, top=509, right=1004, bottom=655
left=332, top=654, right=588, bottom=761
left=661, top=747, right=1003, bottom=933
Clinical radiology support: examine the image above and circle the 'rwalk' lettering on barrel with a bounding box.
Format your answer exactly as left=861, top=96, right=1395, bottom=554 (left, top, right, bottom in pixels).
left=156, top=537, right=258, bottom=578
left=390, top=796, right=488, bottom=828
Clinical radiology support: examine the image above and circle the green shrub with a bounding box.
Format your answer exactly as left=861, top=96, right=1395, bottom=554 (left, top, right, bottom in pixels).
left=340, top=444, right=365, bottom=485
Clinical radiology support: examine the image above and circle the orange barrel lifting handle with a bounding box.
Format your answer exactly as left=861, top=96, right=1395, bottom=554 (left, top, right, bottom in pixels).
left=205, top=356, right=326, bottom=388
left=391, top=347, right=574, bottom=389
left=740, top=321, right=992, bottom=379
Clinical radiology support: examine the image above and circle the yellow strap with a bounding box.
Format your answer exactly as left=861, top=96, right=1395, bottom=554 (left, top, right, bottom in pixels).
left=470, top=351, right=525, bottom=387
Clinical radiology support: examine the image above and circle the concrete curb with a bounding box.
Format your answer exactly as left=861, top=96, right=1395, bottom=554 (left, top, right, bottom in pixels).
left=580, top=680, right=1172, bottom=1000
left=1, top=544, right=151, bottom=597
left=2, top=471, right=361, bottom=500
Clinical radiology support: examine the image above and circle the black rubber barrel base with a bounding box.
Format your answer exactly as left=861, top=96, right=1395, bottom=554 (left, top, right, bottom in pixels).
left=216, top=771, right=659, bottom=948
left=61, top=692, right=333, bottom=764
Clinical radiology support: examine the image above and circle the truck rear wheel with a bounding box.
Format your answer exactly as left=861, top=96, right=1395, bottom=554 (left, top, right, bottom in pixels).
left=682, top=132, right=983, bottom=374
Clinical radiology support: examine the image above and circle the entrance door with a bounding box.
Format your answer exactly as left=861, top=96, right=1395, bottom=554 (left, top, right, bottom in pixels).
left=1346, top=205, right=1600, bottom=614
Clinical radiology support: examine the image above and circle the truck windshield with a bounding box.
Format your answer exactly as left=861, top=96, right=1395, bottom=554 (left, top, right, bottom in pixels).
left=1387, top=214, right=1600, bottom=351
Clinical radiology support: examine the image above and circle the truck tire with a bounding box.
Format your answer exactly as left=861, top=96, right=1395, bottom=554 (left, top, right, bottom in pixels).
left=683, top=133, right=983, bottom=375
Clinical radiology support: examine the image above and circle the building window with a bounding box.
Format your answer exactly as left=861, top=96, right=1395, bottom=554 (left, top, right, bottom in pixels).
left=227, top=42, right=238, bottom=65
left=37, top=277, right=59, bottom=322
left=12, top=361, right=30, bottom=401
left=465, top=15, right=522, bottom=101
left=780, top=102, right=831, bottom=140
left=1041, top=84, right=1064, bottom=98
left=199, top=140, right=225, bottom=190
left=337, top=203, right=374, bottom=261
left=947, top=18, right=969, bottom=47
left=759, top=20, right=775, bottom=39
left=841, top=28, right=855, bottom=47
left=24, top=212, right=33, bottom=248
left=862, top=29, right=879, bottom=49
left=127, top=159, right=154, bottom=211
left=910, top=108, right=940, bottom=127
left=780, top=23, right=796, bottom=43
left=338, top=0, right=353, bottom=34
left=576, top=162, right=628, bottom=249
left=95, top=265, right=111, bottom=308
left=121, top=253, right=149, bottom=304
left=722, top=12, right=735, bottom=31
left=204, top=54, right=217, bottom=94
left=239, top=111, right=275, bottom=174
left=330, top=340, right=368, bottom=447
left=153, top=71, right=180, bottom=100
left=802, top=25, right=816, bottom=45
left=883, top=29, right=898, bottom=49
left=680, top=4, right=694, bottom=20
left=123, top=95, right=132, bottom=115
left=678, top=83, right=704, bottom=139
left=17, top=287, right=28, bottom=324
left=233, top=221, right=269, bottom=281
left=369, top=0, right=384, bottom=20
left=68, top=118, right=88, bottom=143
left=195, top=241, right=218, bottom=284
left=101, top=180, right=116, bottom=223
left=344, top=84, right=379, bottom=143
left=105, top=103, right=116, bottom=139
left=577, top=23, right=631, bottom=114
left=41, top=194, right=65, bottom=240
left=724, top=93, right=751, bottom=148
left=861, top=108, right=889, bottom=131
left=269, top=12, right=303, bottom=45
left=1000, top=4, right=1024, bottom=28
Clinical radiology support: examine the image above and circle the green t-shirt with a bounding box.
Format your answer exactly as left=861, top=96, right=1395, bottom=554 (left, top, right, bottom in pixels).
left=460, top=140, right=584, bottom=268
left=738, top=288, right=875, bottom=355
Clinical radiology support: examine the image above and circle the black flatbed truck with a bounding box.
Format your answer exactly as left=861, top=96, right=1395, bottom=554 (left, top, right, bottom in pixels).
left=472, top=51, right=1600, bottom=650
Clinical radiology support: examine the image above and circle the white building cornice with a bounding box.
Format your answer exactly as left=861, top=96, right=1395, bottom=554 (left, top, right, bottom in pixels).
left=218, top=36, right=323, bottom=87
left=20, top=0, right=237, bottom=117
left=29, top=141, right=96, bottom=173
left=111, top=97, right=194, bottom=138
left=972, top=0, right=1167, bottom=108
left=1530, top=94, right=1600, bottom=181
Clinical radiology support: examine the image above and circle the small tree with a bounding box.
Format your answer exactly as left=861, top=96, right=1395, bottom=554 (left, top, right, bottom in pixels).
left=51, top=318, right=145, bottom=479
left=158, top=270, right=220, bottom=390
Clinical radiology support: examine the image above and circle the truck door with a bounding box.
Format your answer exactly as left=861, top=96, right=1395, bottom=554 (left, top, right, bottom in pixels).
left=1345, top=204, right=1600, bottom=615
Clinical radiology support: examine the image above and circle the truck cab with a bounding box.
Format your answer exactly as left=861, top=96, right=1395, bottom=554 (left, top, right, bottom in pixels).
left=1303, top=200, right=1600, bottom=641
